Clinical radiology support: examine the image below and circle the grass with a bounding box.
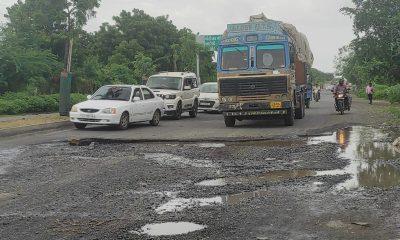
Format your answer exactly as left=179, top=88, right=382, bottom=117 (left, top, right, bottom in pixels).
left=0, top=113, right=68, bottom=130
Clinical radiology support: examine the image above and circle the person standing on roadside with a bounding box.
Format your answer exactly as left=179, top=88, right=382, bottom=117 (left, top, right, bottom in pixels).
left=366, top=82, right=374, bottom=104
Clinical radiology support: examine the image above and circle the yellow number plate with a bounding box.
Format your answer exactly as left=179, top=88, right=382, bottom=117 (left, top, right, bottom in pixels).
left=271, top=102, right=282, bottom=109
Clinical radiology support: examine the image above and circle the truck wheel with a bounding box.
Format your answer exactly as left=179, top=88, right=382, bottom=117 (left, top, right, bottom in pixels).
left=284, top=108, right=294, bottom=126
left=74, top=123, right=87, bottom=129
left=224, top=116, right=236, bottom=127
left=189, top=100, right=198, bottom=118
left=295, top=97, right=305, bottom=119
left=173, top=102, right=182, bottom=120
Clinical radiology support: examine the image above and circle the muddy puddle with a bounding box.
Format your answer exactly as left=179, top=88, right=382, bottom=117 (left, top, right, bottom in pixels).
left=196, top=170, right=316, bottom=187
left=229, top=139, right=305, bottom=147
left=309, top=126, right=400, bottom=190
left=156, top=189, right=269, bottom=214
left=131, top=222, right=206, bottom=236
left=0, top=147, right=21, bottom=175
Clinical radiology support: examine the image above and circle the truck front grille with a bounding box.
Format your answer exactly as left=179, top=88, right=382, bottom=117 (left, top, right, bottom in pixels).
left=219, top=76, right=288, bottom=96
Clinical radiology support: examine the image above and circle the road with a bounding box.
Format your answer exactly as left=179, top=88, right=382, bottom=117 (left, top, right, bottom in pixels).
left=0, top=91, right=384, bottom=148
left=1, top=92, right=400, bottom=240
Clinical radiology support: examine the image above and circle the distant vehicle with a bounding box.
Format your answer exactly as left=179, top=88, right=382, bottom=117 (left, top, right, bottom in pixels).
left=217, top=13, right=314, bottom=127
left=147, top=72, right=200, bottom=119
left=199, top=82, right=220, bottom=113
left=70, top=85, right=164, bottom=130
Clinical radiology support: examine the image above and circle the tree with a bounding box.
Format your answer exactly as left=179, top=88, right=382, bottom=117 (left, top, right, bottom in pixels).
left=338, top=0, right=400, bottom=87
left=132, top=53, right=156, bottom=82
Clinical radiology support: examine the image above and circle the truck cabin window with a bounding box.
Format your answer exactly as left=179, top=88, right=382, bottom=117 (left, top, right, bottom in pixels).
left=256, top=44, right=285, bottom=70
left=147, top=77, right=182, bottom=90
left=221, top=46, right=249, bottom=70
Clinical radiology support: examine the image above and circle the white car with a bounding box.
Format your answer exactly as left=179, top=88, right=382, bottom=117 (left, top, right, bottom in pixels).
left=147, top=72, right=200, bottom=119
left=70, top=85, right=164, bottom=130
left=199, top=82, right=220, bottom=112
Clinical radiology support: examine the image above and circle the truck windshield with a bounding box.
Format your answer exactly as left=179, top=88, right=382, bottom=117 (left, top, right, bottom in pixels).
left=256, top=44, right=285, bottom=69
left=147, top=76, right=182, bottom=90
left=91, top=86, right=132, bottom=101
left=221, top=46, right=248, bottom=70
left=200, top=83, right=218, bottom=93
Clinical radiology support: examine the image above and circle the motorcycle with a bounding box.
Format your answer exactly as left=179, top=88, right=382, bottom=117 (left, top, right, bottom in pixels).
left=334, top=91, right=350, bottom=115
left=313, top=90, right=321, bottom=102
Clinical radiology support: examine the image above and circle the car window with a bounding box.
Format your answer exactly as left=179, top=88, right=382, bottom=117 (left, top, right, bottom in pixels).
left=184, top=78, right=197, bottom=89
left=132, top=88, right=143, bottom=101
left=142, top=88, right=155, bottom=100
left=191, top=78, right=198, bottom=88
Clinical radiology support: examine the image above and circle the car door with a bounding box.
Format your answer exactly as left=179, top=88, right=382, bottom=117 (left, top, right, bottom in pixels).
left=131, top=88, right=145, bottom=122
left=141, top=87, right=157, bottom=120
left=182, top=78, right=193, bottom=109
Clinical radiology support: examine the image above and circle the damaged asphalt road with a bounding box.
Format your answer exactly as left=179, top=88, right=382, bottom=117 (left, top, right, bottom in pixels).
left=1, top=125, right=400, bottom=240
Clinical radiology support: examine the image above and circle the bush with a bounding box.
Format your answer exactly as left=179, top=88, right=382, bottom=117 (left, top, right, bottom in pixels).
left=0, top=92, right=86, bottom=115
left=386, top=84, right=400, bottom=103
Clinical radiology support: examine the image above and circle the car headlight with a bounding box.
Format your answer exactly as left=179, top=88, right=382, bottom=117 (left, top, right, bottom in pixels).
left=165, top=94, right=176, bottom=100
left=221, top=97, right=227, bottom=103
left=101, top=108, right=117, bottom=114
left=70, top=105, right=78, bottom=112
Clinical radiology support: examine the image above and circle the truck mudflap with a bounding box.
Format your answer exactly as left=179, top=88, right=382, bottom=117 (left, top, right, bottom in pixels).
left=224, top=109, right=287, bottom=117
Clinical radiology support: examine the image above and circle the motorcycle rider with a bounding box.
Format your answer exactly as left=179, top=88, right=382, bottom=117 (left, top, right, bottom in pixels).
left=313, top=84, right=321, bottom=100
left=333, top=79, right=350, bottom=109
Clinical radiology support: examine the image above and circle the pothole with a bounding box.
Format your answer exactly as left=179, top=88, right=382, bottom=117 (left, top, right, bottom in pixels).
left=309, top=126, right=400, bottom=190
left=130, top=222, right=206, bottom=236
left=196, top=170, right=316, bottom=187
left=144, top=153, right=218, bottom=168
left=156, top=189, right=269, bottom=214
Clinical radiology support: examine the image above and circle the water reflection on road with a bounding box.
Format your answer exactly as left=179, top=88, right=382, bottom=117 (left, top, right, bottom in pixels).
left=309, top=126, right=400, bottom=190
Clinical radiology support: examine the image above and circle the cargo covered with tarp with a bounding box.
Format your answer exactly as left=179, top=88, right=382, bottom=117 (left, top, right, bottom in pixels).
left=223, top=13, right=314, bottom=66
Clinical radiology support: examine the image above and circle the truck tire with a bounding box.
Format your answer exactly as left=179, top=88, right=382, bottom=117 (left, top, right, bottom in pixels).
left=295, top=96, right=305, bottom=119
left=284, top=108, right=294, bottom=126
left=224, top=116, right=236, bottom=127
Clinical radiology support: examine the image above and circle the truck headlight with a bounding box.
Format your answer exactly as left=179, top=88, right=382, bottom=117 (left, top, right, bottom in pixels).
left=165, top=94, right=176, bottom=100
left=70, top=105, right=78, bottom=112
left=102, top=108, right=117, bottom=114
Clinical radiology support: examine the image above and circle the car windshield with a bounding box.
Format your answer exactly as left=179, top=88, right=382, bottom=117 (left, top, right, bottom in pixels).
left=221, top=46, right=248, bottom=70
left=200, top=83, right=218, bottom=93
left=147, top=76, right=182, bottom=90
left=91, top=86, right=132, bottom=101
left=256, top=44, right=286, bottom=69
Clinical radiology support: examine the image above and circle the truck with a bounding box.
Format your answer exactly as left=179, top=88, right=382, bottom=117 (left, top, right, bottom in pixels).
left=217, top=13, right=314, bottom=127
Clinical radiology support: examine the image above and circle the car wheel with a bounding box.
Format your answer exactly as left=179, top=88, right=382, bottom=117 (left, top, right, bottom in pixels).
left=150, top=110, right=161, bottom=126
left=173, top=101, right=182, bottom=120
left=224, top=116, right=236, bottom=127
left=189, top=100, right=198, bottom=118
left=74, top=123, right=87, bottom=129
left=118, top=112, right=129, bottom=130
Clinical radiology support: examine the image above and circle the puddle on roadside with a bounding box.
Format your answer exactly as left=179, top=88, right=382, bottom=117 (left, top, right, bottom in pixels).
left=196, top=170, right=316, bottom=187
left=156, top=189, right=269, bottom=214
left=0, top=148, right=22, bottom=175
left=197, top=143, right=226, bottom=148
left=130, top=222, right=206, bottom=236
left=309, top=126, right=400, bottom=190
left=229, top=139, right=305, bottom=147
left=144, top=153, right=218, bottom=168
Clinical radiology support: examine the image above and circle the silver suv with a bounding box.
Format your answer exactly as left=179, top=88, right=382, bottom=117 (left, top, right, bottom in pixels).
left=147, top=72, right=200, bottom=119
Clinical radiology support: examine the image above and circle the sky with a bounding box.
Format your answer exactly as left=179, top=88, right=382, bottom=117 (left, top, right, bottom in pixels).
left=0, top=0, right=355, bottom=72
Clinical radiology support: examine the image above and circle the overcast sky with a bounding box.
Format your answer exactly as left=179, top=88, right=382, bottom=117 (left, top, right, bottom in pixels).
left=0, top=0, right=355, bottom=72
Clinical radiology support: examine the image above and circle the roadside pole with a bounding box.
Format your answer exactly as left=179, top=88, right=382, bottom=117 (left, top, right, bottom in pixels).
left=196, top=53, right=201, bottom=84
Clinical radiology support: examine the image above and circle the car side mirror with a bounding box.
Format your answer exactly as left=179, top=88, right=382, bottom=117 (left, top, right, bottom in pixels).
left=87, top=95, right=92, bottom=100
left=184, top=86, right=191, bottom=91
left=133, top=96, right=141, bottom=102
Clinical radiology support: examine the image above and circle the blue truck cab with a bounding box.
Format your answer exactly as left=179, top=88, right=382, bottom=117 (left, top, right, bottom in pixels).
left=217, top=16, right=312, bottom=127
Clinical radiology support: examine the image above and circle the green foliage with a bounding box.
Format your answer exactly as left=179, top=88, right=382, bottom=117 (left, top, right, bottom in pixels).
left=386, top=85, right=400, bottom=103
left=0, top=92, right=86, bottom=115
left=310, top=68, right=334, bottom=85
left=337, top=0, right=400, bottom=89
left=103, top=64, right=136, bottom=85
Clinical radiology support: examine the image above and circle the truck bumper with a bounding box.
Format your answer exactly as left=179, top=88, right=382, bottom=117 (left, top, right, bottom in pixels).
left=224, top=109, right=287, bottom=117
left=220, top=101, right=292, bottom=112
